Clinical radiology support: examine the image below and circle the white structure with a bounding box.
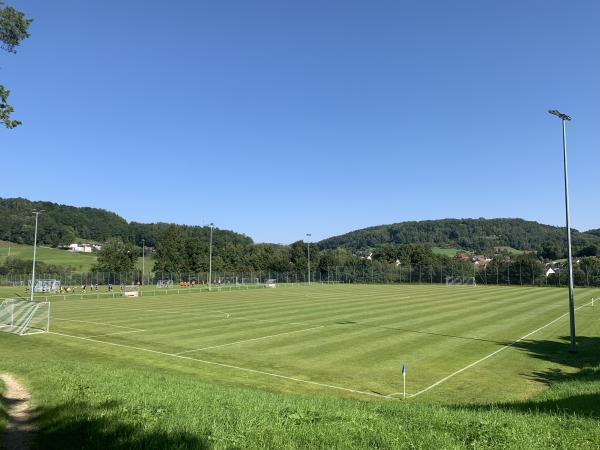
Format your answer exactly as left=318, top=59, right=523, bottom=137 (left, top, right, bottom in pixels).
left=122, top=285, right=140, bottom=297
left=472, top=256, right=492, bottom=267
left=28, top=279, right=61, bottom=293
left=68, top=243, right=101, bottom=253
left=545, top=268, right=556, bottom=277
left=445, top=276, right=477, bottom=286
left=265, top=279, right=277, bottom=288
left=0, top=299, right=50, bottom=335
left=156, top=279, right=173, bottom=288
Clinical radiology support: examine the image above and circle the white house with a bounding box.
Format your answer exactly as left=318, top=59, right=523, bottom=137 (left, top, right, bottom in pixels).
left=545, top=268, right=556, bottom=277
left=68, top=243, right=95, bottom=253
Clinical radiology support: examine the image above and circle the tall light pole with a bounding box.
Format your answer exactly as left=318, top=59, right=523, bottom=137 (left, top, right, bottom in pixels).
left=30, top=210, right=44, bottom=302
left=306, top=233, right=312, bottom=285
left=208, top=223, right=214, bottom=291
left=141, top=238, right=145, bottom=285
left=549, top=109, right=576, bottom=353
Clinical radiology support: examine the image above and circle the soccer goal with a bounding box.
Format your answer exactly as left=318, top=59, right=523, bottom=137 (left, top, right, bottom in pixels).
left=0, top=298, right=51, bottom=335
left=28, top=279, right=61, bottom=293
left=122, top=285, right=140, bottom=297
left=445, top=276, right=477, bottom=286
left=265, top=279, right=277, bottom=288
left=156, top=279, right=173, bottom=288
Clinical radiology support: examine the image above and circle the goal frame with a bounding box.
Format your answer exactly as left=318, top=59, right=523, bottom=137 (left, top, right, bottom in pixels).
left=0, top=298, right=51, bottom=336
left=445, top=276, right=477, bottom=286
left=122, top=285, right=140, bottom=297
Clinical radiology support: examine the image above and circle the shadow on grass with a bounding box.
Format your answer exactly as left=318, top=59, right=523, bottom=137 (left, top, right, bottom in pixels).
left=31, top=400, right=211, bottom=450
left=464, top=335, right=600, bottom=418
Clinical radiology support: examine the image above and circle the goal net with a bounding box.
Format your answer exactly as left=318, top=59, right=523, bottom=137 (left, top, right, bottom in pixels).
left=265, top=279, right=277, bottom=288
left=122, top=285, right=140, bottom=297
left=28, top=279, right=61, bottom=293
left=156, top=279, right=173, bottom=288
left=445, top=276, right=477, bottom=286
left=0, top=298, right=51, bottom=335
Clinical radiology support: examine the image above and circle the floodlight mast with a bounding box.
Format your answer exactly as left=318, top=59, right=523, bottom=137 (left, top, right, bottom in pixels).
left=30, top=210, right=44, bottom=302
left=548, top=109, right=576, bottom=353
left=306, top=234, right=312, bottom=285
left=141, top=238, right=145, bottom=285
left=208, top=223, right=214, bottom=291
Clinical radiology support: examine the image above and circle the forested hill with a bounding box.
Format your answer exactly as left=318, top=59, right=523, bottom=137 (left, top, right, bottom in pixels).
left=2, top=198, right=599, bottom=258
left=0, top=198, right=252, bottom=247
left=318, top=218, right=600, bottom=256
left=586, top=228, right=600, bottom=238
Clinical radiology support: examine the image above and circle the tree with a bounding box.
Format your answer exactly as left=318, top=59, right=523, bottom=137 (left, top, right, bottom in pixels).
left=92, top=238, right=137, bottom=273
left=0, top=2, right=32, bottom=128
left=153, top=225, right=188, bottom=273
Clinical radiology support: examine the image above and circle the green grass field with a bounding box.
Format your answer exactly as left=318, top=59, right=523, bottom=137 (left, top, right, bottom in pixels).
left=2, top=284, right=600, bottom=448
left=431, top=247, right=464, bottom=257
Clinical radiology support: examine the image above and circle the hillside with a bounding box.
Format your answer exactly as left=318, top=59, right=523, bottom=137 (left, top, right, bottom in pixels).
left=0, top=240, right=97, bottom=271
left=587, top=228, right=600, bottom=238
left=2, top=198, right=598, bottom=262
left=0, top=241, right=153, bottom=273
left=0, top=197, right=253, bottom=249
left=318, top=218, right=600, bottom=256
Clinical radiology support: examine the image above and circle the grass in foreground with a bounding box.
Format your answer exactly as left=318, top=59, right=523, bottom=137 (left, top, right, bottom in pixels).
left=1, top=339, right=599, bottom=449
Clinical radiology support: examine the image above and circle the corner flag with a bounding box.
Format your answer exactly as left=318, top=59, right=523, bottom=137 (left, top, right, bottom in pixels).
left=402, top=362, right=407, bottom=399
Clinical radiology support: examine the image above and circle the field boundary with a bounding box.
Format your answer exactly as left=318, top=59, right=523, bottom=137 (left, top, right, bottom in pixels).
left=398, top=299, right=593, bottom=399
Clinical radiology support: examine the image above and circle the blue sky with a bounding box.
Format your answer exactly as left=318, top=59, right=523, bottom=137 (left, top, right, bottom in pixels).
left=2, top=1, right=599, bottom=243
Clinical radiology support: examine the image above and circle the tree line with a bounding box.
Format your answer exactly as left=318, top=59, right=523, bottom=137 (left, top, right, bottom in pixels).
left=319, top=218, right=600, bottom=257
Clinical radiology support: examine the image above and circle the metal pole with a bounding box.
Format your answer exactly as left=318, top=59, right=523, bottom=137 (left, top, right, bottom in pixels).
left=208, top=223, right=214, bottom=291
left=30, top=210, right=43, bottom=302
left=306, top=233, right=311, bottom=285
left=548, top=109, right=576, bottom=352
left=561, top=118, right=577, bottom=352
left=141, top=238, right=145, bottom=285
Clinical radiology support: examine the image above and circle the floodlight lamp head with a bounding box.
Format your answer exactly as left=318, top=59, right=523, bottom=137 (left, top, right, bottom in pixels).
left=548, top=109, right=572, bottom=121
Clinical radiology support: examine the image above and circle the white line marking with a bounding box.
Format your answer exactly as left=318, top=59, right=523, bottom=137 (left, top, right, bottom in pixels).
left=175, top=325, right=325, bottom=355
left=84, top=329, right=146, bottom=339
left=91, top=306, right=313, bottom=326
left=48, top=331, right=388, bottom=399
left=388, top=392, right=412, bottom=398
left=408, top=300, right=593, bottom=398
left=53, top=318, right=145, bottom=331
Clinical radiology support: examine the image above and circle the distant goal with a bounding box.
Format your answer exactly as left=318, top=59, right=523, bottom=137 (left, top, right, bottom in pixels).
left=156, top=279, right=173, bottom=288
left=445, top=276, right=477, bottom=286
left=0, top=298, right=50, bottom=335
left=122, top=285, right=140, bottom=297
left=265, top=279, right=277, bottom=288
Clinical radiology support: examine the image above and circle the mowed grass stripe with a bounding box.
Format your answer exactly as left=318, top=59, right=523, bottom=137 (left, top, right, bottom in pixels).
left=43, top=284, right=599, bottom=399
left=54, top=286, right=576, bottom=360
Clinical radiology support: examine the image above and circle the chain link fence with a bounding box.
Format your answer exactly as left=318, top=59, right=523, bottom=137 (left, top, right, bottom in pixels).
left=2, top=261, right=600, bottom=289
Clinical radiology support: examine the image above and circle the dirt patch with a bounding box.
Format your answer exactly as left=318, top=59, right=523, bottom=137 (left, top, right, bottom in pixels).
left=1, top=373, right=34, bottom=450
